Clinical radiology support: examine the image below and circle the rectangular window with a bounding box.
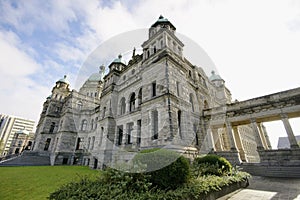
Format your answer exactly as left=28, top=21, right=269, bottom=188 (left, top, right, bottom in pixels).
left=176, top=81, right=180, bottom=96
left=152, top=82, right=156, bottom=97
left=117, top=126, right=123, bottom=146
left=44, top=138, right=51, bottom=151
left=127, top=123, right=134, bottom=144
left=137, top=120, right=141, bottom=145
left=178, top=110, right=182, bottom=139
left=152, top=110, right=158, bottom=140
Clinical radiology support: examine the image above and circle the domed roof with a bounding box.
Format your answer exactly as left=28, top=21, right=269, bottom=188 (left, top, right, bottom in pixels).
left=151, top=15, right=176, bottom=30
left=57, top=75, right=70, bottom=85
left=88, top=73, right=102, bottom=81
left=46, top=95, right=52, bottom=99
left=209, top=71, right=223, bottom=81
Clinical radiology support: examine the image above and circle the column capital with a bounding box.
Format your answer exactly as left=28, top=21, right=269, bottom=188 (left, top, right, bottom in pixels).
left=280, top=113, right=289, bottom=119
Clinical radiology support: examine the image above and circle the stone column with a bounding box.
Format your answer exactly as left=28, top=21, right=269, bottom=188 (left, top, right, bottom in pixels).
left=207, top=127, right=216, bottom=151
left=225, top=121, right=237, bottom=151
left=232, top=126, right=247, bottom=162
left=258, top=123, right=269, bottom=150
left=281, top=114, right=299, bottom=149
left=250, top=119, right=264, bottom=150
left=211, top=128, right=223, bottom=151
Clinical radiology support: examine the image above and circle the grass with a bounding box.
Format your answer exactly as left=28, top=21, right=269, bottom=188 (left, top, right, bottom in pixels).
left=0, top=166, right=100, bottom=200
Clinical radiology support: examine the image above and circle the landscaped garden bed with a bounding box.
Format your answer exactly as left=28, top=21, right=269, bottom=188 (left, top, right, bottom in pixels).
left=49, top=150, right=250, bottom=200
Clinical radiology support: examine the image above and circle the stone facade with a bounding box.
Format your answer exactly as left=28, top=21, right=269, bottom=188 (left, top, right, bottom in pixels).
left=33, top=16, right=261, bottom=168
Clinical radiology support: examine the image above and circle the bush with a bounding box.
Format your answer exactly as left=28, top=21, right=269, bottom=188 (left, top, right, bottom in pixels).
left=133, top=148, right=190, bottom=189
left=193, top=154, right=232, bottom=176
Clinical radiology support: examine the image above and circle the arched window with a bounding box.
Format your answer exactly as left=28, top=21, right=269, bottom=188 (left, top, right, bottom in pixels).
left=77, top=101, right=83, bottom=110
left=120, top=97, right=126, bottom=115
left=81, top=119, right=87, bottom=131
left=49, top=122, right=55, bottom=134
left=87, top=137, right=91, bottom=149
left=204, top=100, right=209, bottom=109
left=138, top=88, right=142, bottom=106
left=189, top=94, right=194, bottom=112
left=129, top=93, right=135, bottom=112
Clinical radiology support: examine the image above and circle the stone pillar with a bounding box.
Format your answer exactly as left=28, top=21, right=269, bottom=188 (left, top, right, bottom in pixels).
left=281, top=114, right=299, bottom=149
left=225, top=121, right=237, bottom=151
left=232, top=126, right=247, bottom=162
left=250, top=119, right=264, bottom=150
left=258, top=123, right=269, bottom=150
left=207, top=127, right=216, bottom=151
left=211, top=128, right=223, bottom=151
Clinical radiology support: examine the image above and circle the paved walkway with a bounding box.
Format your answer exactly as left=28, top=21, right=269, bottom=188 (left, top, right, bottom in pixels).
left=218, top=176, right=300, bottom=200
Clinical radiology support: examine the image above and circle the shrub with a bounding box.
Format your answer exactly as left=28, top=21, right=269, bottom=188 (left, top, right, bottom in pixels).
left=133, top=148, right=190, bottom=190
left=193, top=154, right=232, bottom=176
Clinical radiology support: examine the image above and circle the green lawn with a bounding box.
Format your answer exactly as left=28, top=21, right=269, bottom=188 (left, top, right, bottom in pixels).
left=0, top=166, right=100, bottom=200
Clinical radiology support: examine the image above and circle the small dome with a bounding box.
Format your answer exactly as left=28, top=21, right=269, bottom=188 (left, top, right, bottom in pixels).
left=57, top=75, right=70, bottom=85
left=209, top=71, right=223, bottom=81
left=112, top=54, right=123, bottom=63
left=151, top=15, right=176, bottom=30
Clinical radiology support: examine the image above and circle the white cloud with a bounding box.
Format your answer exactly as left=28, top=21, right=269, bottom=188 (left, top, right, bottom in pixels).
left=0, top=30, right=49, bottom=122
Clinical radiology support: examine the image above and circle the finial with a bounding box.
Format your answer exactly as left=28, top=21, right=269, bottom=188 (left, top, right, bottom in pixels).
left=118, top=54, right=122, bottom=59
left=159, top=15, right=164, bottom=19
left=64, top=75, right=67, bottom=79
left=211, top=70, right=215, bottom=75
left=132, top=47, right=136, bottom=57
left=99, top=65, right=105, bottom=73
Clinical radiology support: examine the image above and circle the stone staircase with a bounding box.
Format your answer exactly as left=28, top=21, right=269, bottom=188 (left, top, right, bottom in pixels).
left=239, top=163, right=300, bottom=178
left=0, top=151, right=50, bottom=166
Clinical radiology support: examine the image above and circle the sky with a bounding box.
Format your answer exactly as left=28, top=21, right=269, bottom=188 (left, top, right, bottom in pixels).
left=0, top=0, right=300, bottom=149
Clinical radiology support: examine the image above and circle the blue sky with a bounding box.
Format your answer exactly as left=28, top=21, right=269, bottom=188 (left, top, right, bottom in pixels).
left=1, top=0, right=300, bottom=148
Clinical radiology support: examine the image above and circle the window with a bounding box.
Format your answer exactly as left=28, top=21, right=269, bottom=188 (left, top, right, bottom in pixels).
left=95, top=92, right=97, bottom=97
left=81, top=119, right=87, bottom=131
left=189, top=94, right=194, bottom=112
left=117, top=126, right=123, bottom=146
left=147, top=50, right=150, bottom=58
left=87, top=137, right=91, bottom=149
left=129, top=93, right=136, bottom=112
left=160, top=40, right=163, bottom=48
left=99, top=127, right=104, bottom=147
left=194, top=124, right=199, bottom=145
left=132, top=69, right=135, bottom=75
left=77, top=101, right=83, bottom=110
left=152, top=82, right=156, bottom=97
left=127, top=123, right=134, bottom=144
left=44, top=138, right=51, bottom=151
left=152, top=110, right=158, bottom=140
left=178, top=110, right=182, bottom=138
left=91, top=136, right=95, bottom=150
left=138, top=88, right=142, bottom=106
left=76, top=137, right=81, bottom=150
left=102, top=107, right=106, bottom=118
left=189, top=70, right=192, bottom=78
left=91, top=119, right=94, bottom=130
left=204, top=100, right=209, bottom=109
left=153, top=46, right=156, bottom=53
left=49, top=122, right=55, bottom=134
left=95, top=117, right=98, bottom=129
left=176, top=81, right=180, bottom=96
left=120, top=97, right=126, bottom=115
left=137, top=120, right=141, bottom=146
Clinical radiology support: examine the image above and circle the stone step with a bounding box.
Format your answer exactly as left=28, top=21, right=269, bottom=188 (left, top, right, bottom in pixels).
left=240, top=165, right=300, bottom=178
left=0, top=152, right=50, bottom=166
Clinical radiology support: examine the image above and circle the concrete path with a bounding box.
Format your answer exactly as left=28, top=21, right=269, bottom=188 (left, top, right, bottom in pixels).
left=218, top=176, right=300, bottom=200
